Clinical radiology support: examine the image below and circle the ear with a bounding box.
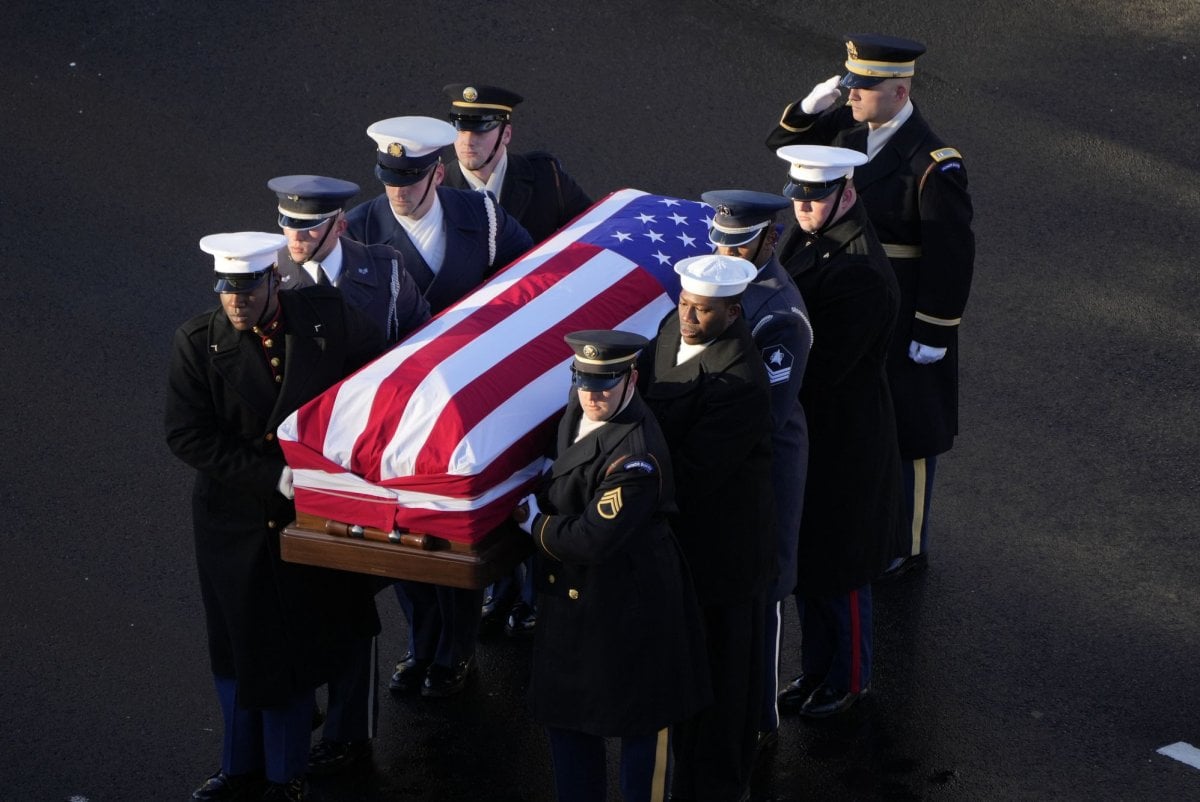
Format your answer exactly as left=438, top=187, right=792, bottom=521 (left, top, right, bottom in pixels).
left=432, top=162, right=446, bottom=186
left=333, top=215, right=349, bottom=237
left=500, top=124, right=513, bottom=147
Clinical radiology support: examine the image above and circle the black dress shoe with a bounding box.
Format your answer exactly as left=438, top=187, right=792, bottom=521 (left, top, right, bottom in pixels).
left=307, top=738, right=372, bottom=776
left=422, top=656, right=476, bottom=697
left=777, top=673, right=824, bottom=714
left=876, top=552, right=928, bottom=584
left=261, top=777, right=307, bottom=801
left=503, top=601, right=538, bottom=637
left=389, top=652, right=431, bottom=694
left=798, top=683, right=869, bottom=718
left=191, top=769, right=265, bottom=801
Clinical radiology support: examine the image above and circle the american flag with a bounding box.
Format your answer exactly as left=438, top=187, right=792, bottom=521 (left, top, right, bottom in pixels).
left=277, top=189, right=714, bottom=542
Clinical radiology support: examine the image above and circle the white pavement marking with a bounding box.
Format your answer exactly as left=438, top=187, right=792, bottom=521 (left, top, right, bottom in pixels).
left=1158, top=742, right=1200, bottom=771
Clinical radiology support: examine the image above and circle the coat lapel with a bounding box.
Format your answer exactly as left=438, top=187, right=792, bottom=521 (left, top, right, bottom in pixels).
left=207, top=313, right=278, bottom=423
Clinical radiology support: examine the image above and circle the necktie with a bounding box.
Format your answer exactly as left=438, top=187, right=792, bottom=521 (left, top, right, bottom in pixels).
left=316, top=266, right=331, bottom=286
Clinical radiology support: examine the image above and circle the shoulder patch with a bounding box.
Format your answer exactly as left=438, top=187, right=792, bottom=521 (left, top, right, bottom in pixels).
left=761, top=344, right=794, bottom=385
left=931, top=147, right=962, bottom=163
left=622, top=459, right=656, bottom=474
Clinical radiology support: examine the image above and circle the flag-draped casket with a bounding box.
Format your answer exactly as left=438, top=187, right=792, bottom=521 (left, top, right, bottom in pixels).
left=277, top=189, right=714, bottom=583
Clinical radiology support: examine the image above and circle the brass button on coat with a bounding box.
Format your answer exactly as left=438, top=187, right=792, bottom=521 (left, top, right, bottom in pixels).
left=568, top=589, right=579, bottom=600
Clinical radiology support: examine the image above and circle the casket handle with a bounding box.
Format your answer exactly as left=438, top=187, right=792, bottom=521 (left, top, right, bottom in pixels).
left=323, top=519, right=430, bottom=549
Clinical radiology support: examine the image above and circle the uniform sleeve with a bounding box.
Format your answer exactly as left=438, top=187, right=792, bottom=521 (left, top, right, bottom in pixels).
left=751, top=310, right=812, bottom=433
left=164, top=325, right=285, bottom=495
left=533, top=456, right=663, bottom=566
left=805, top=261, right=896, bottom=388
left=551, top=158, right=593, bottom=225
left=341, top=299, right=388, bottom=372
left=343, top=199, right=373, bottom=244
left=911, top=156, right=975, bottom=347
left=766, top=104, right=857, bottom=150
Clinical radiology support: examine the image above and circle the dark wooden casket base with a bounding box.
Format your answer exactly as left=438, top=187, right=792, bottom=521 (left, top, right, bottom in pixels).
left=281, top=511, right=532, bottom=589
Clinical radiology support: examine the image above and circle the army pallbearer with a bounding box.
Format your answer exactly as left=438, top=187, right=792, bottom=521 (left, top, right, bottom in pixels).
left=639, top=255, right=775, bottom=802
left=513, top=331, right=710, bottom=802
left=700, top=190, right=812, bottom=751
left=773, top=146, right=904, bottom=719
left=167, top=232, right=386, bottom=802
left=766, top=34, right=975, bottom=579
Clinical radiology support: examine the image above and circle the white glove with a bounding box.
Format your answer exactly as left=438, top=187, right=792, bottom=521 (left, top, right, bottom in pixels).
left=909, top=341, right=947, bottom=365
left=277, top=466, right=295, bottom=500
left=514, top=493, right=541, bottom=535
left=799, top=75, right=843, bottom=114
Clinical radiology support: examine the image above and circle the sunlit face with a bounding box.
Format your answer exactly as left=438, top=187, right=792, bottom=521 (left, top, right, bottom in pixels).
left=677, top=290, right=739, bottom=345
left=283, top=215, right=346, bottom=263
left=455, top=124, right=511, bottom=172
left=219, top=275, right=274, bottom=331
left=792, top=195, right=840, bottom=234
left=384, top=164, right=443, bottom=219
left=577, top=369, right=636, bottom=422
left=845, top=78, right=908, bottom=126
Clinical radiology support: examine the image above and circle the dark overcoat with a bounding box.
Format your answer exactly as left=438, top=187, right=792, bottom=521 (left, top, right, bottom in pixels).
left=275, top=236, right=430, bottom=343
left=442, top=150, right=593, bottom=244
left=638, top=314, right=776, bottom=608
left=768, top=101, right=975, bottom=458
left=528, top=392, right=711, bottom=737
left=165, top=286, right=385, bottom=708
left=742, top=256, right=812, bottom=601
left=777, top=203, right=905, bottom=595
left=344, top=186, right=533, bottom=314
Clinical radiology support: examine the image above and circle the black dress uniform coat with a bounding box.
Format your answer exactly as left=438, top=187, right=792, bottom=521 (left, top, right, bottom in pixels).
left=638, top=315, right=775, bottom=608
left=275, top=236, right=430, bottom=343
left=777, top=203, right=905, bottom=596
left=442, top=151, right=593, bottom=244
left=742, top=256, right=812, bottom=601
left=344, top=186, right=533, bottom=314
left=528, top=392, right=711, bottom=736
left=165, top=286, right=385, bottom=708
left=768, top=102, right=975, bottom=458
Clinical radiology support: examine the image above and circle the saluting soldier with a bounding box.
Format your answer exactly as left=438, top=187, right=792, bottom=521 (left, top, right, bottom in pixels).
left=344, top=115, right=533, bottom=315
left=268, top=174, right=430, bottom=344
left=701, top=190, right=813, bottom=750
left=513, top=330, right=710, bottom=802
left=638, top=255, right=775, bottom=802
left=766, top=34, right=975, bottom=579
left=166, top=232, right=386, bottom=802
left=774, top=146, right=904, bottom=719
left=441, top=83, right=593, bottom=245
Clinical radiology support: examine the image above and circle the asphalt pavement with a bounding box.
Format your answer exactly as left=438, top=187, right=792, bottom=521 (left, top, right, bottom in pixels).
left=2, top=1, right=1199, bottom=800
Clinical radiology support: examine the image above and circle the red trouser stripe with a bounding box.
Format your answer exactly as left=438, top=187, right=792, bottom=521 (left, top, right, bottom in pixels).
left=848, top=590, right=862, bottom=693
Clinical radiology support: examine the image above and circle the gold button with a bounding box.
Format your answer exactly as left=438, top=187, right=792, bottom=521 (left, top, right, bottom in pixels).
left=568, top=589, right=579, bottom=600
left=264, top=432, right=275, bottom=441
left=270, top=357, right=281, bottom=367
left=274, top=375, right=283, bottom=383
left=547, top=574, right=556, bottom=584
left=267, top=520, right=277, bottom=528
left=264, top=338, right=274, bottom=348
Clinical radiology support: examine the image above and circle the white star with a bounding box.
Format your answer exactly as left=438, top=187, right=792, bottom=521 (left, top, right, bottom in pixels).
left=612, top=231, right=633, bottom=242
left=636, top=213, right=657, bottom=224
left=668, top=213, right=688, bottom=225
left=677, top=232, right=696, bottom=247
left=644, top=230, right=664, bottom=243
left=701, top=214, right=713, bottom=227
left=659, top=198, right=681, bottom=207
left=652, top=250, right=673, bottom=265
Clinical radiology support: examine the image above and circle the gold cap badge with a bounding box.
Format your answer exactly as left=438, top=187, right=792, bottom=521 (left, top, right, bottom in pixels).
left=387, top=142, right=405, bottom=157
left=582, top=344, right=598, bottom=359
left=846, top=40, right=859, bottom=60
left=463, top=86, right=478, bottom=102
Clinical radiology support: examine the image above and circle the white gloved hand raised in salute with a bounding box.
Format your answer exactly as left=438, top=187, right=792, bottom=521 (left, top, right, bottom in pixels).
left=799, top=75, right=843, bottom=114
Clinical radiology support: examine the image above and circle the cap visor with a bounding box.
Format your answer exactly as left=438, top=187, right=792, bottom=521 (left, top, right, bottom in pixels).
left=573, top=372, right=625, bottom=391
left=213, top=272, right=270, bottom=293
left=278, top=213, right=329, bottom=231
left=451, top=117, right=502, bottom=132
left=840, top=72, right=886, bottom=89
left=375, top=163, right=431, bottom=187
left=709, top=228, right=761, bottom=248
left=782, top=181, right=839, bottom=201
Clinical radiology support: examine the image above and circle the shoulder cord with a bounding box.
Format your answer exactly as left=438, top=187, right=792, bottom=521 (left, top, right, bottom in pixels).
left=387, top=257, right=401, bottom=342
left=483, top=192, right=498, bottom=268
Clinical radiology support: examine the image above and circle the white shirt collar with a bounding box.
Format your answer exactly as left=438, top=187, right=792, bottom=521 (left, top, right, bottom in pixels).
left=393, top=194, right=447, bottom=274
left=303, top=238, right=343, bottom=285
left=458, top=149, right=508, bottom=200
left=867, top=99, right=913, bottom=160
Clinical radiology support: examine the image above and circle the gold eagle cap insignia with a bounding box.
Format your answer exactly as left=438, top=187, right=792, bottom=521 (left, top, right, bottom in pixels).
left=582, top=344, right=599, bottom=359
left=463, top=86, right=478, bottom=102
left=386, top=142, right=405, bottom=157
left=597, top=488, right=623, bottom=520
left=846, top=41, right=859, bottom=60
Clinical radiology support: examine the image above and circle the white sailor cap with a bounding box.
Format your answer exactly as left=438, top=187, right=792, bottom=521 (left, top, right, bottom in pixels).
left=199, top=231, right=287, bottom=293
left=366, top=116, right=457, bottom=186
left=674, top=254, right=757, bottom=298
left=776, top=145, right=869, bottom=200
